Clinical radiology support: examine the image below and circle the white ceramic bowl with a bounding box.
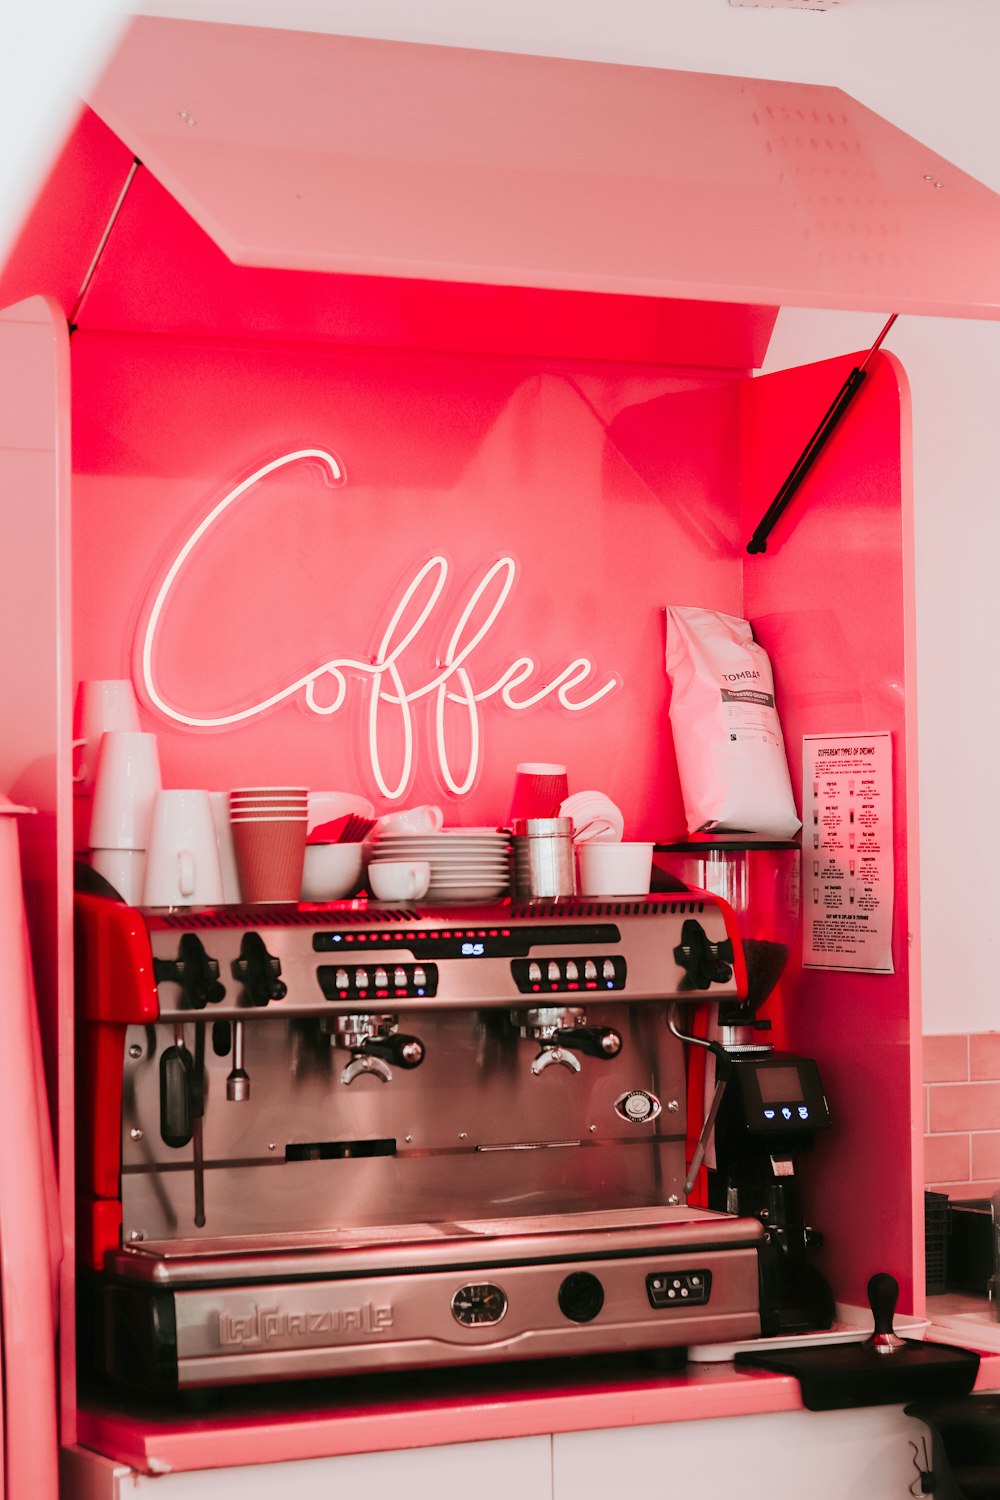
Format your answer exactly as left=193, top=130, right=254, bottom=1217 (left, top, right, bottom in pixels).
left=307, top=791, right=376, bottom=833
left=576, top=841, right=653, bottom=896
left=300, top=842, right=364, bottom=901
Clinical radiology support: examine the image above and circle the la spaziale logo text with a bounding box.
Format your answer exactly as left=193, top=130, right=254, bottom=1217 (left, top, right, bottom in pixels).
left=137, top=449, right=621, bottom=800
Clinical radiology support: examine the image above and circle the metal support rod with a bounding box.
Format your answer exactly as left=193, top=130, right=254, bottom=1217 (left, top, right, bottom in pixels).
left=68, top=157, right=141, bottom=331
left=746, top=314, right=898, bottom=555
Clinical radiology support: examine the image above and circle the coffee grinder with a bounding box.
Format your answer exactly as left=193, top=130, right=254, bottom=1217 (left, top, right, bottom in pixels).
left=658, top=839, right=835, bottom=1336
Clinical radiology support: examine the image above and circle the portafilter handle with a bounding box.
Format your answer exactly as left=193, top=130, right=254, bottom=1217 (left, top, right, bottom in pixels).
left=867, top=1271, right=905, bottom=1355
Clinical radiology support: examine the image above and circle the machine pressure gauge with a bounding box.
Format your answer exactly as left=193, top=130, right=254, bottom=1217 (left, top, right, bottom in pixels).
left=614, top=1089, right=662, bottom=1123
left=451, top=1282, right=508, bottom=1326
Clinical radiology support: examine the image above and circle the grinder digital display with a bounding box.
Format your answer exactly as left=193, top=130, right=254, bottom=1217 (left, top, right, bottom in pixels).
left=735, top=1054, right=831, bottom=1134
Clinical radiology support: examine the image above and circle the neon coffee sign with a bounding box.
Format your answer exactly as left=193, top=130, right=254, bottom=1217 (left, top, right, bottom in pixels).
left=137, top=449, right=620, bottom=800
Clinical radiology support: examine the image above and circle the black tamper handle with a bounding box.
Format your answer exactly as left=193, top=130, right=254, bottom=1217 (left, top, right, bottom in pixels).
left=868, top=1272, right=905, bottom=1355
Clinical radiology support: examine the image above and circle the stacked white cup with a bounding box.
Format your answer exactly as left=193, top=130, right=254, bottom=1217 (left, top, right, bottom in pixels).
left=88, top=731, right=162, bottom=905
left=73, top=679, right=141, bottom=854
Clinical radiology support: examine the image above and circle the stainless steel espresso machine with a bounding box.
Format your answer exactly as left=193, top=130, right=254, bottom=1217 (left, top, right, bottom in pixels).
left=75, top=890, right=770, bottom=1395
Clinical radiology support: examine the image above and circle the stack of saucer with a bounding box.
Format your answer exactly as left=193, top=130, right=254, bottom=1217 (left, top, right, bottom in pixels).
left=558, top=790, right=625, bottom=843
left=369, top=828, right=511, bottom=904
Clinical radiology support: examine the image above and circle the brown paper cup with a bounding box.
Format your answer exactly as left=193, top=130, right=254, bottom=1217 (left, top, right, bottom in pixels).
left=230, top=815, right=307, bottom=903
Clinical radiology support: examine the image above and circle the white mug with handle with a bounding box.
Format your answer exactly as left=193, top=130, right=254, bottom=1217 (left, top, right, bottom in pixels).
left=73, top=680, right=140, bottom=792
left=142, top=790, right=225, bottom=908
left=367, top=860, right=431, bottom=902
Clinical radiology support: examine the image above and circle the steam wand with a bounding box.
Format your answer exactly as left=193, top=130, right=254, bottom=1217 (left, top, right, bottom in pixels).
left=668, top=1003, right=731, bottom=1197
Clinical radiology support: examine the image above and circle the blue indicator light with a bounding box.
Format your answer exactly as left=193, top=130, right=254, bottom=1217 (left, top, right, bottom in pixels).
left=764, top=1109, right=776, bottom=1120
left=798, top=1106, right=809, bottom=1120
left=606, top=981, right=614, bottom=988
left=461, top=941, right=485, bottom=956
left=332, top=934, right=343, bottom=942
left=781, top=1107, right=793, bottom=1120
left=417, top=988, right=425, bottom=996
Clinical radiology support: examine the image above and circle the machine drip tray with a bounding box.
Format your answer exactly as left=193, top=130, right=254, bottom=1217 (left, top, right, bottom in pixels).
left=106, top=1205, right=765, bottom=1287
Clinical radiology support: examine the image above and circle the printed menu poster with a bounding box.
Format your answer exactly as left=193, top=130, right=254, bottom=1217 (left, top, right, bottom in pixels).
left=802, top=732, right=894, bottom=974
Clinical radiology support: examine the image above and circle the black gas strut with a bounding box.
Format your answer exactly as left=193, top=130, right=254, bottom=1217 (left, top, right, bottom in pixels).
left=745, top=313, right=898, bottom=555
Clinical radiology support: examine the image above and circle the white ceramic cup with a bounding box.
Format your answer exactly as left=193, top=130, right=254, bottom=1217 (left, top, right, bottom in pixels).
left=88, top=730, right=162, bottom=851
left=73, top=679, right=140, bottom=791
left=209, top=791, right=242, bottom=904
left=142, top=789, right=225, bottom=907
left=367, top=859, right=431, bottom=902
left=376, top=804, right=444, bottom=836
left=576, top=841, right=654, bottom=897
left=90, top=847, right=146, bottom=906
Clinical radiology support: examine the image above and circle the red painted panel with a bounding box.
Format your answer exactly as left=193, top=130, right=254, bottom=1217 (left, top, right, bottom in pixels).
left=0, top=108, right=134, bottom=321
left=71, top=331, right=743, bottom=836
left=741, top=349, right=916, bottom=1312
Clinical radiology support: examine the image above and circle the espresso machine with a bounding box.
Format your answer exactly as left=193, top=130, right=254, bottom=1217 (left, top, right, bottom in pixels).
left=75, top=889, right=773, bottom=1395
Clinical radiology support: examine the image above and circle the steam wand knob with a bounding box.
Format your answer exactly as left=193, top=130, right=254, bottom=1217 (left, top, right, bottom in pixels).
left=226, top=1019, right=250, bottom=1102
left=867, top=1272, right=905, bottom=1355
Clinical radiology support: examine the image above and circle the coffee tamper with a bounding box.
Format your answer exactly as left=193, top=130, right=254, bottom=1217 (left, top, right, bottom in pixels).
left=867, top=1271, right=906, bottom=1355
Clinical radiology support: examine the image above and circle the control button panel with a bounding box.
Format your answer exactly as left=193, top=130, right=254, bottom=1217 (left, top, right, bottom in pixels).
left=512, top=955, right=627, bottom=994
left=646, top=1270, right=712, bottom=1309
left=317, top=963, right=439, bottom=1002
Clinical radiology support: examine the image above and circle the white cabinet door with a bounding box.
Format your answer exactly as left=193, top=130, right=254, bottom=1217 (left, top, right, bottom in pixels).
left=554, top=1407, right=920, bottom=1500
left=66, top=1435, right=552, bottom=1500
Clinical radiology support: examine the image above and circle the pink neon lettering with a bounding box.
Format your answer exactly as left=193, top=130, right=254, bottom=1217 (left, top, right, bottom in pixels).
left=138, top=449, right=620, bottom=800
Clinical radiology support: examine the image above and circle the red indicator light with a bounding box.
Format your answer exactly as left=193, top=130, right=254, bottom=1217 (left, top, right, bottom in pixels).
left=339, top=991, right=348, bottom=999
left=586, top=982, right=597, bottom=989
left=502, top=929, right=511, bottom=936
left=532, top=984, right=541, bottom=991
left=394, top=989, right=407, bottom=997
left=489, top=929, right=498, bottom=937
left=567, top=983, right=579, bottom=990
left=376, top=990, right=389, bottom=998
